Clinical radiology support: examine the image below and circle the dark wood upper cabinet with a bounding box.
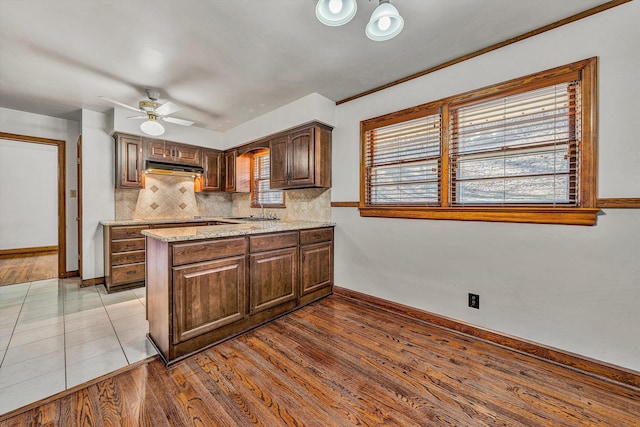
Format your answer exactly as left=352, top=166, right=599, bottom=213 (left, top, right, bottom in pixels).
left=223, top=150, right=250, bottom=193
left=115, top=133, right=144, bottom=189
left=269, top=135, right=289, bottom=189
left=269, top=122, right=332, bottom=189
left=224, top=150, right=236, bottom=192
left=145, top=139, right=202, bottom=166
left=202, top=148, right=223, bottom=192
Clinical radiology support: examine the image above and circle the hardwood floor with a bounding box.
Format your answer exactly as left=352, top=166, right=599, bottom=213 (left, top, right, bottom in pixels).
left=1, top=294, right=638, bottom=426
left=0, top=253, right=57, bottom=286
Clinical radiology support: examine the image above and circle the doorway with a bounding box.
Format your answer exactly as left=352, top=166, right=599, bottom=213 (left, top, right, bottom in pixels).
left=0, top=132, right=66, bottom=284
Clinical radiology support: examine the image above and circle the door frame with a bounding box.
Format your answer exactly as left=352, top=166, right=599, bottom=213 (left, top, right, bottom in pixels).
left=77, top=136, right=82, bottom=279
left=0, top=132, right=67, bottom=278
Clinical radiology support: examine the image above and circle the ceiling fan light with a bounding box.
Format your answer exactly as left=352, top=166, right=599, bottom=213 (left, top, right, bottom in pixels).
left=140, top=118, right=165, bottom=136
left=316, top=0, right=357, bottom=26
left=366, top=0, right=404, bottom=41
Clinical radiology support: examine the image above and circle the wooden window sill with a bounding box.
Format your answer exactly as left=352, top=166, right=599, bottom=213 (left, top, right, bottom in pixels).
left=359, top=206, right=600, bottom=226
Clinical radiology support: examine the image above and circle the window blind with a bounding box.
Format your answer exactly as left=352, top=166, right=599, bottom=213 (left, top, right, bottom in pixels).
left=450, top=81, right=580, bottom=206
left=365, top=113, right=441, bottom=205
left=253, top=153, right=283, bottom=206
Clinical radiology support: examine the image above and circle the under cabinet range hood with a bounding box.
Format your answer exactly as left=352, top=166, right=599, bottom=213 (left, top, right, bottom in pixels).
left=144, top=161, right=203, bottom=177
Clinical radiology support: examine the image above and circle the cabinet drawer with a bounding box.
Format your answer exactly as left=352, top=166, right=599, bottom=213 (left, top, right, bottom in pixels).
left=300, top=227, right=333, bottom=245
left=173, top=237, right=246, bottom=266
left=250, top=232, right=298, bottom=253
left=111, top=250, right=145, bottom=266
left=111, top=226, right=149, bottom=240
left=112, top=262, right=145, bottom=285
left=112, top=238, right=145, bottom=253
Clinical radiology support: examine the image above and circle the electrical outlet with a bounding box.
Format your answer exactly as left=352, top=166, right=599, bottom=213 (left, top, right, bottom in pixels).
left=468, top=293, right=480, bottom=309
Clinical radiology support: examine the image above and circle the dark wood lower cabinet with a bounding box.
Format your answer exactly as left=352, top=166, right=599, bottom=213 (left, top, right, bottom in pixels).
left=250, top=247, right=297, bottom=314
left=146, top=226, right=334, bottom=364
left=173, top=256, right=246, bottom=343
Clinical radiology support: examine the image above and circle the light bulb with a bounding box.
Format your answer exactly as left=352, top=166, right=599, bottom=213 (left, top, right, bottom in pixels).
left=316, top=0, right=357, bottom=26
left=377, top=16, right=391, bottom=31
left=140, top=119, right=165, bottom=136
left=328, top=0, right=342, bottom=14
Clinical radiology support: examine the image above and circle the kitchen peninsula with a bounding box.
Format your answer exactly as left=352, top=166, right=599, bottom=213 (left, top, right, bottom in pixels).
left=142, top=220, right=334, bottom=364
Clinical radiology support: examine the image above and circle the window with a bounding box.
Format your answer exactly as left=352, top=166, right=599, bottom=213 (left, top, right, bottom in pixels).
left=252, top=151, right=284, bottom=208
left=360, top=58, right=598, bottom=225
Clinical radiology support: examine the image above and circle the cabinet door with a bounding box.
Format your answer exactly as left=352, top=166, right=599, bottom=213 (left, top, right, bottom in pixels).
left=249, top=247, right=297, bottom=314
left=117, top=136, right=143, bottom=188
left=173, top=256, right=246, bottom=343
left=202, top=149, right=223, bottom=191
left=269, top=135, right=289, bottom=188
left=146, top=139, right=170, bottom=161
left=300, top=241, right=333, bottom=296
left=288, top=128, right=315, bottom=187
left=224, top=150, right=236, bottom=192
left=172, top=143, right=202, bottom=166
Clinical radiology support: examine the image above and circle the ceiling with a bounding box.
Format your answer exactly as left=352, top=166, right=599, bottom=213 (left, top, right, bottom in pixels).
left=0, top=0, right=613, bottom=132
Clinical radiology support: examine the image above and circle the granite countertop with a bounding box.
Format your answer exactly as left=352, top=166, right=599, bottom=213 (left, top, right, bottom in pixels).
left=100, top=217, right=239, bottom=226
left=141, top=220, right=335, bottom=242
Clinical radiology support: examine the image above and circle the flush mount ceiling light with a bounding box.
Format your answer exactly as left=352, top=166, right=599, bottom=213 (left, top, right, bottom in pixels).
left=140, top=114, right=165, bottom=136
left=366, top=0, right=404, bottom=41
left=316, top=0, right=358, bottom=26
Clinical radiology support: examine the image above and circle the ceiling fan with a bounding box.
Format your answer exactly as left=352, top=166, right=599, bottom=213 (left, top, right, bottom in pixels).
left=100, top=89, right=194, bottom=136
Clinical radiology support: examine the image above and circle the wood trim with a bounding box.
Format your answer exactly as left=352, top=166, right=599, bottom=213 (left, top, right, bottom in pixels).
left=0, top=246, right=58, bottom=256
left=334, top=286, right=640, bottom=389
left=359, top=206, right=600, bottom=226
left=336, top=0, right=631, bottom=105
left=81, top=277, right=105, bottom=287
left=330, top=201, right=359, bottom=208
left=0, top=132, right=67, bottom=277
left=0, top=355, right=159, bottom=421
left=597, top=198, right=640, bottom=208
left=61, top=270, right=79, bottom=278
left=77, top=136, right=83, bottom=278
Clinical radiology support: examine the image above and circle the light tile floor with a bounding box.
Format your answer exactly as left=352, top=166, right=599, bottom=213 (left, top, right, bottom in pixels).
left=0, top=278, right=156, bottom=414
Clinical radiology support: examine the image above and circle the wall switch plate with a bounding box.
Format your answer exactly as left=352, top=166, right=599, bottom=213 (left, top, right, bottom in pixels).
left=468, top=293, right=480, bottom=309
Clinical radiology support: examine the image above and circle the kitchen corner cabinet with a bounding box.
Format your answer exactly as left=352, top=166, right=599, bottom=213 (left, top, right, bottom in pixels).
left=223, top=150, right=250, bottom=193
left=146, top=139, right=202, bottom=166
left=202, top=148, right=223, bottom=191
left=269, top=122, right=332, bottom=189
left=146, top=226, right=334, bottom=364
left=115, top=134, right=144, bottom=189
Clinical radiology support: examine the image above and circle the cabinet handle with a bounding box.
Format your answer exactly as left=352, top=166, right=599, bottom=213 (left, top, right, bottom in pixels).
left=126, top=270, right=136, bottom=275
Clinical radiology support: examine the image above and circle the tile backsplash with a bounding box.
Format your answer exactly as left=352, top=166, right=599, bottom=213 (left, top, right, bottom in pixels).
left=231, top=188, right=330, bottom=222
left=115, top=175, right=329, bottom=221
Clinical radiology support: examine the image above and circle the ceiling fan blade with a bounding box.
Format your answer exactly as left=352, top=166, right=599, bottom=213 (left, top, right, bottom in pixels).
left=155, top=101, right=181, bottom=117
left=162, top=117, right=194, bottom=126
left=127, top=115, right=147, bottom=120
left=99, top=96, right=141, bottom=112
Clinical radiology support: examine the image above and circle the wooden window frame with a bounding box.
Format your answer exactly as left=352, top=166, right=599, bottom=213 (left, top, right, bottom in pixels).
left=251, top=149, right=285, bottom=209
left=360, top=57, right=599, bottom=225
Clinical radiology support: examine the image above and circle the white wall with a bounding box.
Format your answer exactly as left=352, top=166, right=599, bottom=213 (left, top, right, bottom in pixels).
left=112, top=107, right=224, bottom=149
left=0, top=107, right=80, bottom=272
left=223, top=93, right=336, bottom=149
left=81, top=109, right=115, bottom=280
left=331, top=1, right=640, bottom=371
left=0, top=139, right=57, bottom=249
